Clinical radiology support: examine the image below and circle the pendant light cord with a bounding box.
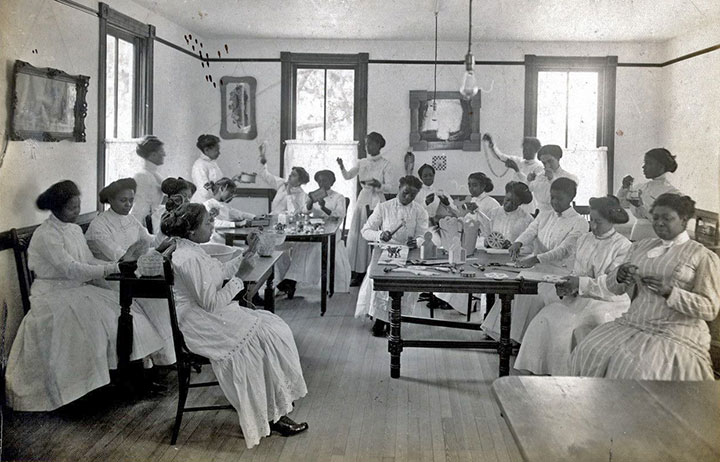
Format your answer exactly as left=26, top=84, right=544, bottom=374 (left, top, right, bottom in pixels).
left=433, top=11, right=438, bottom=108
left=467, top=0, right=473, bottom=54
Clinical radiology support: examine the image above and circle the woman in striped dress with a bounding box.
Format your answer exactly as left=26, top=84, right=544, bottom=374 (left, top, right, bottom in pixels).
left=570, top=194, right=720, bottom=380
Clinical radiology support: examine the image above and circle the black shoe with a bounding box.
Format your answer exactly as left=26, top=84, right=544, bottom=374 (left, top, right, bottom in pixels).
left=277, top=279, right=296, bottom=299
left=418, top=292, right=432, bottom=302
left=371, top=319, right=388, bottom=337
left=350, top=273, right=365, bottom=287
left=270, top=416, right=309, bottom=437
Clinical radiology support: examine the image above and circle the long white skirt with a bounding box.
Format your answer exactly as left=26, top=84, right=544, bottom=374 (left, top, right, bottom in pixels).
left=5, top=279, right=165, bottom=411
left=347, top=188, right=384, bottom=273
left=481, top=283, right=557, bottom=343
left=354, top=276, right=420, bottom=323
left=284, top=232, right=351, bottom=293
left=514, top=296, right=630, bottom=375
left=180, top=303, right=307, bottom=448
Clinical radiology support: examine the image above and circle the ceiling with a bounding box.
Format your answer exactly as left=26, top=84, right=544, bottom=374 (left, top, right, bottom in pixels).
left=130, top=0, right=720, bottom=42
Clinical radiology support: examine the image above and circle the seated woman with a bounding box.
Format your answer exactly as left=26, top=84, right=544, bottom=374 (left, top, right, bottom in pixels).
left=482, top=178, right=588, bottom=343
left=155, top=178, right=196, bottom=244
left=5, top=181, right=165, bottom=411
left=355, top=176, right=429, bottom=336
left=257, top=144, right=310, bottom=297
left=460, top=172, right=501, bottom=217
left=570, top=194, right=720, bottom=380
left=437, top=181, right=535, bottom=314
left=283, top=170, right=351, bottom=293
left=414, top=163, right=454, bottom=224
left=161, top=201, right=308, bottom=447
left=515, top=196, right=631, bottom=375
left=85, top=178, right=176, bottom=366
left=202, top=178, right=255, bottom=243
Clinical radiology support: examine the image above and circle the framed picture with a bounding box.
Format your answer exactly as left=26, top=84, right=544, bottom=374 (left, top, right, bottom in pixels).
left=220, top=76, right=257, bottom=140
left=409, top=90, right=481, bottom=151
left=9, top=60, right=89, bottom=142
left=695, top=209, right=719, bottom=248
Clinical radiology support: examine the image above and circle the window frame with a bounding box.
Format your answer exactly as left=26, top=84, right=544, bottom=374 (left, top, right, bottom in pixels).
left=280, top=52, right=368, bottom=177
left=98, top=2, right=155, bottom=209
left=524, top=55, right=617, bottom=193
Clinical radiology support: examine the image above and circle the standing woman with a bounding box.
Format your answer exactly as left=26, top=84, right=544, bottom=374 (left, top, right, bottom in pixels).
left=191, top=134, right=225, bottom=203
left=339, top=132, right=396, bottom=286
left=161, top=202, right=308, bottom=447
left=527, top=145, right=579, bottom=213
left=571, top=194, right=720, bottom=380
left=617, top=148, right=680, bottom=241
left=515, top=196, right=631, bottom=375
left=5, top=181, right=165, bottom=411
left=131, top=135, right=166, bottom=233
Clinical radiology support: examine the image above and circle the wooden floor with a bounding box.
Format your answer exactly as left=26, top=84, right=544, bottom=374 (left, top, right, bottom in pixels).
left=3, top=288, right=522, bottom=462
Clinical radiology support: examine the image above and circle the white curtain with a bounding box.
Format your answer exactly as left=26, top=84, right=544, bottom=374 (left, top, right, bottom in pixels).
left=105, top=138, right=142, bottom=186
left=284, top=140, right=358, bottom=226
left=561, top=146, right=608, bottom=205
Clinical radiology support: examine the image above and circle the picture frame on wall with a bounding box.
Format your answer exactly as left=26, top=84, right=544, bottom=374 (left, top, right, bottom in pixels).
left=9, top=60, right=90, bottom=142
left=409, top=90, right=481, bottom=151
left=220, top=76, right=257, bottom=140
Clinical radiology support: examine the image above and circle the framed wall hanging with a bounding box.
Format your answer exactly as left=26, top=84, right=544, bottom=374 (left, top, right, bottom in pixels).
left=220, top=76, right=257, bottom=140
left=409, top=90, right=481, bottom=151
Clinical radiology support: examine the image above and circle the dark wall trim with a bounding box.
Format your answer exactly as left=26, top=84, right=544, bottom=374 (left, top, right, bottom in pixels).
left=54, top=0, right=97, bottom=16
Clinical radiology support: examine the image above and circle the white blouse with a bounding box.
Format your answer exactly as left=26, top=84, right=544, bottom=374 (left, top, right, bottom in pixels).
left=414, top=184, right=441, bottom=218
left=617, top=174, right=680, bottom=221
left=342, top=155, right=396, bottom=194
left=191, top=155, right=224, bottom=203
left=29, top=214, right=118, bottom=282
left=203, top=198, right=255, bottom=228
left=574, top=230, right=632, bottom=299
left=361, top=198, right=429, bottom=245
left=528, top=166, right=579, bottom=213
left=480, top=207, right=534, bottom=244
left=258, top=166, right=308, bottom=214
left=130, top=159, right=164, bottom=231
left=306, top=189, right=346, bottom=218
left=85, top=209, right=155, bottom=261
left=516, top=208, right=589, bottom=266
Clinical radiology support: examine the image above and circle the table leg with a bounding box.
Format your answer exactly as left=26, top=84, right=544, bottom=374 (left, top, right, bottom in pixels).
left=265, top=267, right=275, bottom=313
left=320, top=238, right=328, bottom=316
left=117, top=285, right=134, bottom=370
left=329, top=235, right=336, bottom=298
left=389, top=291, right=404, bottom=379
left=498, top=293, right=514, bottom=377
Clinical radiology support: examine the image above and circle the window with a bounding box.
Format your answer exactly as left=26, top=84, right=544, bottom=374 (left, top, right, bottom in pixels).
left=98, top=4, right=154, bottom=205
left=525, top=55, right=617, bottom=202
left=295, top=68, right=355, bottom=142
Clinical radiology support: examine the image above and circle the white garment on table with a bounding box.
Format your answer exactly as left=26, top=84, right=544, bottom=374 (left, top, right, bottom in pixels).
left=616, top=174, right=680, bottom=241
left=515, top=230, right=631, bottom=375
left=355, top=198, right=429, bottom=322
left=131, top=159, right=164, bottom=233
left=5, top=215, right=164, bottom=411
left=171, top=239, right=307, bottom=448
left=191, top=154, right=224, bottom=203
left=203, top=198, right=255, bottom=243
left=571, top=234, right=720, bottom=381
left=528, top=166, right=579, bottom=213
left=85, top=209, right=176, bottom=365
left=284, top=189, right=351, bottom=292
left=345, top=155, right=397, bottom=272
left=481, top=208, right=588, bottom=342
left=258, top=166, right=308, bottom=214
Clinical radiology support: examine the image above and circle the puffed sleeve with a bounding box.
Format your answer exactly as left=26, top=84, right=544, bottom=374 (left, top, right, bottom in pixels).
left=85, top=218, right=126, bottom=261
left=516, top=213, right=542, bottom=247
left=666, top=249, right=720, bottom=321
left=536, top=219, right=587, bottom=265
left=361, top=204, right=384, bottom=243
left=341, top=162, right=359, bottom=180
left=191, top=161, right=209, bottom=193
left=578, top=237, right=631, bottom=300
left=258, top=165, right=286, bottom=191
left=31, top=226, right=116, bottom=281
left=175, top=254, right=244, bottom=313
left=411, top=207, right=430, bottom=238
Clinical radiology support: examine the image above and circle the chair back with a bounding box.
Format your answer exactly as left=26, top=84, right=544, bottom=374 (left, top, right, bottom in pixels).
left=342, top=197, right=350, bottom=243
left=160, top=257, right=197, bottom=368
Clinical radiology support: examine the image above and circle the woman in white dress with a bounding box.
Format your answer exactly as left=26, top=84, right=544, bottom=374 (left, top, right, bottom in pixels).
left=526, top=145, right=579, bottom=213
left=161, top=201, right=308, bottom=447
left=459, top=172, right=502, bottom=217
left=482, top=178, right=588, bottom=342
left=616, top=148, right=681, bottom=241
left=515, top=195, right=632, bottom=375
left=130, top=135, right=166, bottom=233
left=355, top=176, right=429, bottom=336
left=202, top=178, right=255, bottom=243
left=414, top=163, right=454, bottom=224
left=257, top=145, right=310, bottom=298
left=571, top=194, right=720, bottom=381
left=190, top=134, right=225, bottom=203
left=338, top=132, right=397, bottom=286
left=5, top=181, right=165, bottom=411
left=85, top=178, right=176, bottom=366
left=283, top=170, right=351, bottom=293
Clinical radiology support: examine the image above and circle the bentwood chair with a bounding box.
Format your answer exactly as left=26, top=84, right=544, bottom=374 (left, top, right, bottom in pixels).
left=342, top=197, right=350, bottom=244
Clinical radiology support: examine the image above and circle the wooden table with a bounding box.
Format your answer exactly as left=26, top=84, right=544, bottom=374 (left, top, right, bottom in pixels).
left=221, top=217, right=341, bottom=316
left=492, top=376, right=720, bottom=462
left=369, top=248, right=539, bottom=378
left=106, top=250, right=284, bottom=368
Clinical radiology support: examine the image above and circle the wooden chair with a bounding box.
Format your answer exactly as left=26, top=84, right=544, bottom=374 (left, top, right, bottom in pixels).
left=158, top=258, right=234, bottom=444
left=342, top=196, right=350, bottom=244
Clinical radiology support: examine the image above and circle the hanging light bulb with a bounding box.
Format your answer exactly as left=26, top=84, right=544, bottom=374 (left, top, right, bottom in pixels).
left=459, top=0, right=478, bottom=99
left=427, top=3, right=440, bottom=132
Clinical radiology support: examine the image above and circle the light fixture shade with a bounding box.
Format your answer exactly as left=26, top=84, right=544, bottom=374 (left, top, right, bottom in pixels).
left=459, top=53, right=478, bottom=99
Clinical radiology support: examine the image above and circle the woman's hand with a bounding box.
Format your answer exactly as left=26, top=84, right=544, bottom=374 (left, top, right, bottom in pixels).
left=641, top=276, right=673, bottom=298
left=336, top=157, right=344, bottom=169
left=504, top=158, right=519, bottom=172
left=306, top=197, right=314, bottom=209
left=244, top=232, right=260, bottom=257
left=407, top=236, right=417, bottom=249
left=380, top=231, right=393, bottom=242
left=464, top=201, right=478, bottom=212
left=425, top=193, right=435, bottom=205
left=556, top=276, right=579, bottom=298
left=616, top=263, right=639, bottom=284
left=481, top=133, right=494, bottom=148
left=508, top=242, right=523, bottom=260
left=438, top=194, right=450, bottom=206
left=622, top=175, right=634, bottom=189
left=258, top=145, right=267, bottom=165
left=544, top=168, right=554, bottom=180
left=526, top=172, right=537, bottom=182
left=121, top=239, right=148, bottom=261
left=366, top=178, right=381, bottom=188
